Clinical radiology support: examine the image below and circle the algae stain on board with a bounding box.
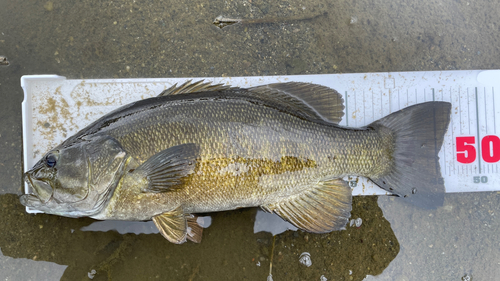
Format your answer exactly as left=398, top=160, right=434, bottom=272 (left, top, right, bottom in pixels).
left=33, top=82, right=159, bottom=158
left=32, top=81, right=162, bottom=159
left=33, top=86, right=80, bottom=158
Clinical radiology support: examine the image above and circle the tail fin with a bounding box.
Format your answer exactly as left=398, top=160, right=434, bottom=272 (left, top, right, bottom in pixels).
left=369, top=101, right=451, bottom=209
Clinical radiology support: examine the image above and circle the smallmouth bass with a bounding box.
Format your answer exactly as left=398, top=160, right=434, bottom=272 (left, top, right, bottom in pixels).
left=21, top=81, right=451, bottom=244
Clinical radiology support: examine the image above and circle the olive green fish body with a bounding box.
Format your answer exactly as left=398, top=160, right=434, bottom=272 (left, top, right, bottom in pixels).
left=21, top=81, right=451, bottom=244
left=88, top=93, right=390, bottom=220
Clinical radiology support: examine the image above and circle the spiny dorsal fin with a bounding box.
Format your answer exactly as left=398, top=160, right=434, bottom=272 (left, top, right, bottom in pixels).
left=158, top=80, right=238, bottom=97
left=248, top=82, right=345, bottom=124
left=152, top=206, right=188, bottom=244
left=261, top=178, right=352, bottom=233
left=186, top=214, right=203, bottom=243
left=134, top=143, right=199, bottom=193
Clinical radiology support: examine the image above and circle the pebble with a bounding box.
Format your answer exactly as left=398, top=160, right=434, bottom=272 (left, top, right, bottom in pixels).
left=44, top=1, right=54, bottom=11
left=299, top=252, right=312, bottom=267
left=88, top=269, right=96, bottom=279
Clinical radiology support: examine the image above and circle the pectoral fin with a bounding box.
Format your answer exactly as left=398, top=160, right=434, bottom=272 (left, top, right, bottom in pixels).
left=153, top=206, right=188, bottom=244
left=134, top=143, right=199, bottom=193
left=261, top=178, right=352, bottom=233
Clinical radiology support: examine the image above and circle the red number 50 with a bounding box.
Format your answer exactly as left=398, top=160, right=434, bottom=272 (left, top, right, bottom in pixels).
left=456, top=135, right=500, bottom=164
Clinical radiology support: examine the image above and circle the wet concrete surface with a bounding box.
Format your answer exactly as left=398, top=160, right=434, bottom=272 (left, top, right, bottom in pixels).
left=0, top=0, right=499, bottom=280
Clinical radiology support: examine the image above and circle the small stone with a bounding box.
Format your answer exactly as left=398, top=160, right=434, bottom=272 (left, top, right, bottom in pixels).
left=88, top=269, right=96, bottom=279
left=44, top=1, right=54, bottom=11
left=350, top=218, right=362, bottom=227
left=299, top=252, right=312, bottom=267
left=442, top=204, right=453, bottom=212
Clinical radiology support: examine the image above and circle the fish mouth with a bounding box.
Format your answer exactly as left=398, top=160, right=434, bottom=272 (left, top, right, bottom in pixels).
left=22, top=173, right=53, bottom=205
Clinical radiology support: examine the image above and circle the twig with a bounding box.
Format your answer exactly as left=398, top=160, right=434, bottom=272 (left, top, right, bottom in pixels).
left=213, top=12, right=327, bottom=29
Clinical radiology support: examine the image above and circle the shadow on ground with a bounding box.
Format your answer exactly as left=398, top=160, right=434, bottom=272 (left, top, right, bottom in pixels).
left=0, top=194, right=398, bottom=280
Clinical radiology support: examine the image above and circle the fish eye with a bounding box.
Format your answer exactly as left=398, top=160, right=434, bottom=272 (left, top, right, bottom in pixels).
left=45, top=154, right=57, bottom=168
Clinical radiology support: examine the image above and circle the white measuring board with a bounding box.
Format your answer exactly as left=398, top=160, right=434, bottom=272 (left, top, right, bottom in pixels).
left=21, top=70, right=500, bottom=214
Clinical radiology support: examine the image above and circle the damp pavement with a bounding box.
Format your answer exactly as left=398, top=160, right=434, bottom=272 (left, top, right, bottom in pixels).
left=0, top=0, right=499, bottom=280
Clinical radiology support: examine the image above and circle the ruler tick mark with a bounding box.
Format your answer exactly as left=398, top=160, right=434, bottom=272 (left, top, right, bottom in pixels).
left=475, top=87, right=482, bottom=174
left=345, top=91, right=349, bottom=127
left=493, top=87, right=496, bottom=135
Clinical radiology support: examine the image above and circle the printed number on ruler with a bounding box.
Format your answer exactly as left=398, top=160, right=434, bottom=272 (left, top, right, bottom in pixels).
left=456, top=135, right=500, bottom=164
left=456, top=135, right=500, bottom=184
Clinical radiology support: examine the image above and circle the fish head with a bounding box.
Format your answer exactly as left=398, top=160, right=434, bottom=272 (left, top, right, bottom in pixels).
left=20, top=135, right=128, bottom=217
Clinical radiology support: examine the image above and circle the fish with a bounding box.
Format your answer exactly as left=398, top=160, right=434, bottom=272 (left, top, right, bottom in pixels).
left=21, top=80, right=451, bottom=244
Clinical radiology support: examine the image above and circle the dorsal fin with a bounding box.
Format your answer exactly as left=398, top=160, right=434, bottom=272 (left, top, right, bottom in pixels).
left=248, top=82, right=345, bottom=124
left=159, top=81, right=345, bottom=123
left=158, top=80, right=238, bottom=97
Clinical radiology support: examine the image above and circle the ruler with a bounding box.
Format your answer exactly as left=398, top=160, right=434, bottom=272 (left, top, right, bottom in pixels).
left=21, top=70, right=500, bottom=215
left=339, top=72, right=500, bottom=195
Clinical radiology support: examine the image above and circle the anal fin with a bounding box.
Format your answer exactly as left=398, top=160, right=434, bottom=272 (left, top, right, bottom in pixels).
left=261, top=178, right=352, bottom=233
